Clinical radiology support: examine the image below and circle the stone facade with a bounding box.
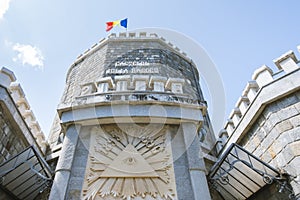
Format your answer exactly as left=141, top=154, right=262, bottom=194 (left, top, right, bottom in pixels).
left=2, top=32, right=300, bottom=199
left=48, top=32, right=216, bottom=200
left=217, top=48, right=300, bottom=199
left=0, top=67, right=50, bottom=199
left=0, top=67, right=46, bottom=157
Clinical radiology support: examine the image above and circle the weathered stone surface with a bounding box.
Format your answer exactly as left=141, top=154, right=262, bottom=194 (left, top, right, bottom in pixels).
left=48, top=170, right=71, bottom=200
left=55, top=126, right=80, bottom=171
left=269, top=158, right=278, bottom=168
left=261, top=128, right=279, bottom=150
left=275, top=120, right=293, bottom=133
left=261, top=151, right=272, bottom=163
left=257, top=115, right=266, bottom=126
left=71, top=167, right=86, bottom=178
left=253, top=145, right=263, bottom=158
left=263, top=103, right=280, bottom=119
left=291, top=181, right=300, bottom=199
left=277, top=105, right=298, bottom=121
left=290, top=114, right=300, bottom=127
left=68, top=177, right=84, bottom=191
left=61, top=40, right=202, bottom=106
left=289, top=156, right=300, bottom=176
left=294, top=101, right=300, bottom=112
left=267, top=112, right=281, bottom=126
left=288, top=126, right=300, bottom=141
left=49, top=125, right=80, bottom=200
left=256, top=128, right=267, bottom=142
left=67, top=189, right=81, bottom=200
left=244, top=139, right=257, bottom=153
left=276, top=94, right=299, bottom=109
left=181, top=122, right=211, bottom=200
left=267, top=145, right=278, bottom=159
left=281, top=146, right=295, bottom=165
left=262, top=120, right=274, bottom=134
left=270, top=130, right=293, bottom=157
left=275, top=152, right=288, bottom=168
left=288, top=141, right=300, bottom=156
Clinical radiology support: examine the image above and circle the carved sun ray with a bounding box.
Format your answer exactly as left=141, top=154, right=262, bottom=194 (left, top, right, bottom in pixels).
left=82, top=125, right=177, bottom=200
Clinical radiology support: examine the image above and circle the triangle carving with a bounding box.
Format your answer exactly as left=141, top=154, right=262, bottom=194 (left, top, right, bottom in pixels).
left=100, top=144, right=159, bottom=178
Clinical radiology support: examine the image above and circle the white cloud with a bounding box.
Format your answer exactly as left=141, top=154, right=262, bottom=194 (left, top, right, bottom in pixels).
left=0, top=0, right=11, bottom=19
left=12, top=43, right=44, bottom=69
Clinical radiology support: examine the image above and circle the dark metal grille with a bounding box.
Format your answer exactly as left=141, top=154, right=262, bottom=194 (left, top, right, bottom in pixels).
left=209, top=143, right=294, bottom=199
left=0, top=146, right=52, bottom=200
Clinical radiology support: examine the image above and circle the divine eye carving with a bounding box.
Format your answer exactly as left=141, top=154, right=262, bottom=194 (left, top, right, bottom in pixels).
left=123, top=156, right=136, bottom=165
left=83, top=126, right=175, bottom=200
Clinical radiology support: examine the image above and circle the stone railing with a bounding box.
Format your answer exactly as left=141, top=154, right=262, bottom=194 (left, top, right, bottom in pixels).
left=219, top=46, right=300, bottom=145
left=75, top=90, right=205, bottom=108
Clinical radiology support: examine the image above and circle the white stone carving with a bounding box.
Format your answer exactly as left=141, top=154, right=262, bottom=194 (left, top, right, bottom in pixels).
left=82, top=125, right=177, bottom=200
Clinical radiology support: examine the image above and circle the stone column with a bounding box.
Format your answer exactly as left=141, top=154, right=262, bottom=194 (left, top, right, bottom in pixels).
left=182, top=122, right=211, bottom=200
left=48, top=124, right=81, bottom=200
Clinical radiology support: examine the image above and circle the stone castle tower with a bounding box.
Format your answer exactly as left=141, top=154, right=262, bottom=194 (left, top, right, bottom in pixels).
left=2, top=32, right=299, bottom=199
left=47, top=32, right=217, bottom=200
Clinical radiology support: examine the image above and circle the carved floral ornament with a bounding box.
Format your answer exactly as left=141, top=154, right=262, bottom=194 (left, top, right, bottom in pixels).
left=82, top=125, right=177, bottom=200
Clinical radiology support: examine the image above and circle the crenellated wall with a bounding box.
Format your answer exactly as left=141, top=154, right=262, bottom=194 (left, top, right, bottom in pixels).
left=59, top=32, right=201, bottom=108
left=220, top=49, right=299, bottom=142
left=0, top=67, right=47, bottom=154
left=218, top=47, right=300, bottom=198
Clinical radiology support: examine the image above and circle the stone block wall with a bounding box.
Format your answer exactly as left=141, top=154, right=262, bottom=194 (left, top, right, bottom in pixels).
left=217, top=47, right=300, bottom=198
left=59, top=32, right=202, bottom=107
left=51, top=122, right=211, bottom=200
left=49, top=32, right=216, bottom=200
left=0, top=67, right=47, bottom=154
left=240, top=91, right=300, bottom=197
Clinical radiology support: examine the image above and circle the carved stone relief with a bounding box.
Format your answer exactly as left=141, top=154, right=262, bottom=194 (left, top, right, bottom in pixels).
left=81, top=124, right=177, bottom=200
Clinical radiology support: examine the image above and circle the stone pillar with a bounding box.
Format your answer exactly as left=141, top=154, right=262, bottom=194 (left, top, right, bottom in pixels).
left=48, top=124, right=81, bottom=200
left=181, top=122, right=211, bottom=200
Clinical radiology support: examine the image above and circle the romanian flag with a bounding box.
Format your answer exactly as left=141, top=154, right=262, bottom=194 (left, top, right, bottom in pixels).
left=106, top=18, right=128, bottom=32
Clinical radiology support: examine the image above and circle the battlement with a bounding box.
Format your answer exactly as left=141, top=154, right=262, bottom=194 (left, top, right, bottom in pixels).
left=73, top=32, right=191, bottom=67
left=219, top=46, right=300, bottom=147
left=0, top=67, right=47, bottom=153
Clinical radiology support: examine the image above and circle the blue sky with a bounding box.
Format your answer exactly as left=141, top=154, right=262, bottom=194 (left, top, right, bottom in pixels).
left=0, top=0, right=299, bottom=136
